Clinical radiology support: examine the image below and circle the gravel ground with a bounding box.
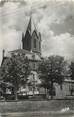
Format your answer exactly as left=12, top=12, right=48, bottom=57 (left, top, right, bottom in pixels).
left=1, top=111, right=74, bottom=117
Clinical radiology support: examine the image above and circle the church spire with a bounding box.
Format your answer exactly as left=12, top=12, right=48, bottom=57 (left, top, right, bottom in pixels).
left=27, top=17, right=31, bottom=35
left=22, top=17, right=32, bottom=50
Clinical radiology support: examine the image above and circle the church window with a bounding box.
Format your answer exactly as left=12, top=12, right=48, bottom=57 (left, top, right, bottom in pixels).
left=33, top=63, right=35, bottom=69
left=34, top=39, right=36, bottom=49
left=39, top=41, right=41, bottom=50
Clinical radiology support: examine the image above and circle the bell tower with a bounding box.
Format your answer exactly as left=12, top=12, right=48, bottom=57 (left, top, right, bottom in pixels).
left=22, top=17, right=41, bottom=56
left=1, top=49, right=5, bottom=66
left=22, top=18, right=32, bottom=51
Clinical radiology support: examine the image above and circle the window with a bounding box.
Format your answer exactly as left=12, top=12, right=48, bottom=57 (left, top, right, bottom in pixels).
left=34, top=39, right=36, bottom=49
left=39, top=41, right=41, bottom=51
left=33, top=63, right=35, bottom=69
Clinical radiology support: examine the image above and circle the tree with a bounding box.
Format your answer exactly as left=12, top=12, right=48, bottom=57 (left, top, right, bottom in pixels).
left=70, top=62, right=74, bottom=80
left=70, top=62, right=74, bottom=95
left=38, top=55, right=71, bottom=99
left=1, top=53, right=31, bottom=100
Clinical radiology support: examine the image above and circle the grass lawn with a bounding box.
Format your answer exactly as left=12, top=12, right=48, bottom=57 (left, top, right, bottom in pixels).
left=0, top=100, right=74, bottom=113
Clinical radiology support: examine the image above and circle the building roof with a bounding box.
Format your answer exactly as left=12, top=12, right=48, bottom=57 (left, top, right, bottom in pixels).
left=23, top=17, right=40, bottom=39
left=9, top=49, right=41, bottom=61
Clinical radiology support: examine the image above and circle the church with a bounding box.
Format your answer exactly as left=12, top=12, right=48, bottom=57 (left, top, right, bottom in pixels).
left=1, top=17, right=42, bottom=71
left=0, top=17, right=42, bottom=98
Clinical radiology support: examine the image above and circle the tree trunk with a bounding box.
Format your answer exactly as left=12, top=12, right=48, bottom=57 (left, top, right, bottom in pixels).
left=45, top=88, right=47, bottom=96
left=45, top=88, right=49, bottom=99
left=14, top=87, right=18, bottom=101
left=50, top=81, right=53, bottom=99
left=14, top=78, right=19, bottom=100
left=32, top=83, right=35, bottom=97
left=60, top=84, right=63, bottom=90
left=15, top=92, right=18, bottom=101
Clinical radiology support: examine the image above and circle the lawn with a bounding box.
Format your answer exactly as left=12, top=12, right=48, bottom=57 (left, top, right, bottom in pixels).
left=0, top=100, right=74, bottom=113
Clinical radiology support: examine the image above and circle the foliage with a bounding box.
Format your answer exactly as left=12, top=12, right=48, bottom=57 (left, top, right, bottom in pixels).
left=70, top=62, right=74, bottom=80
left=1, top=53, right=31, bottom=90
left=38, top=55, right=71, bottom=98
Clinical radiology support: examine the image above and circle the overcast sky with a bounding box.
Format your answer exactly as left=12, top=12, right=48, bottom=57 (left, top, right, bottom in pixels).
left=0, top=0, right=74, bottom=65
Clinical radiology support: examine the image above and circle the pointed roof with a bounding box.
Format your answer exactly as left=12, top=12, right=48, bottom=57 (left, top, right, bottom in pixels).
left=24, top=16, right=38, bottom=36
left=31, top=19, right=40, bottom=38
left=27, top=17, right=31, bottom=34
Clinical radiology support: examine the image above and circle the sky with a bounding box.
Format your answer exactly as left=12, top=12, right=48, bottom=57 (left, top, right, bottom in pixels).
left=0, top=0, right=74, bottom=65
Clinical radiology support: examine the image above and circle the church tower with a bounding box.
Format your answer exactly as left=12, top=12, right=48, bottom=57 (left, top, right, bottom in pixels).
left=22, top=17, right=41, bottom=56
left=1, top=17, right=42, bottom=72
left=22, top=17, right=32, bottom=51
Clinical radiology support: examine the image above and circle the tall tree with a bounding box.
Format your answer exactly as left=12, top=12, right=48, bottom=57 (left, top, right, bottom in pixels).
left=38, top=55, right=71, bottom=99
left=70, top=62, right=74, bottom=80
left=1, top=53, right=30, bottom=100
left=70, top=62, right=74, bottom=95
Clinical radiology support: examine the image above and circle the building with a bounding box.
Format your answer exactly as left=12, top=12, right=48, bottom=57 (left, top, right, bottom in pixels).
left=1, top=17, right=74, bottom=99
left=8, top=17, right=41, bottom=71
left=53, top=79, right=74, bottom=99
left=1, top=17, right=41, bottom=71
left=22, top=17, right=41, bottom=56
left=0, top=17, right=42, bottom=97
